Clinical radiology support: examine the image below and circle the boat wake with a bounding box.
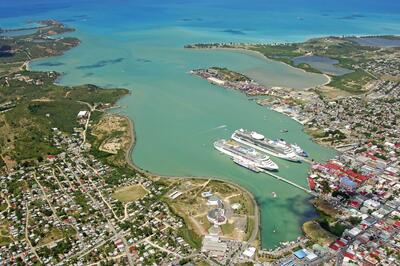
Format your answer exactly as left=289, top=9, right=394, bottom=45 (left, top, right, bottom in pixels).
left=200, top=124, right=227, bottom=134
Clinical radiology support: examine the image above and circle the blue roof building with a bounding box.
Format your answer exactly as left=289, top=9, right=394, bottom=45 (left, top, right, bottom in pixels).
left=294, top=249, right=307, bottom=259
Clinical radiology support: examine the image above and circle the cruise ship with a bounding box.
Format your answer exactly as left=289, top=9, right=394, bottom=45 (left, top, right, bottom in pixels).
left=214, top=139, right=279, bottom=171
left=275, top=139, right=308, bottom=157
left=232, top=157, right=261, bottom=173
left=231, top=129, right=300, bottom=162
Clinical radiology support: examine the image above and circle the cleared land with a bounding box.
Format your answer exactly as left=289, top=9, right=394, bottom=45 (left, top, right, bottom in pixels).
left=165, top=179, right=256, bottom=244
left=90, top=114, right=131, bottom=166
left=312, top=198, right=340, bottom=218
left=0, top=222, right=12, bottom=247
left=112, top=184, right=149, bottom=203
left=302, top=221, right=336, bottom=246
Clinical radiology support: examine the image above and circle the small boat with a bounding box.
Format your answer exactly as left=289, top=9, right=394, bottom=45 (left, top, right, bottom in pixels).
left=272, top=192, right=277, bottom=198
left=280, top=129, right=288, bottom=133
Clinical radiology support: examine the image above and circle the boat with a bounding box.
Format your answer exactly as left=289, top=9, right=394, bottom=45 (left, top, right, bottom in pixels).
left=231, top=129, right=300, bottom=162
left=291, top=143, right=308, bottom=157
left=214, top=139, right=279, bottom=171
left=280, top=129, right=288, bottom=133
left=233, top=157, right=261, bottom=173
left=272, top=192, right=277, bottom=198
left=275, top=139, right=308, bottom=157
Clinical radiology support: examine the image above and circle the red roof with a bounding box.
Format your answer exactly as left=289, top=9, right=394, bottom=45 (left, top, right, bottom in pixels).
left=350, top=200, right=361, bottom=208
left=343, top=169, right=368, bottom=183
left=325, top=162, right=343, bottom=171
left=394, top=221, right=400, bottom=227
left=336, top=240, right=346, bottom=247
left=329, top=244, right=339, bottom=251
left=308, top=177, right=316, bottom=190
left=344, top=252, right=356, bottom=260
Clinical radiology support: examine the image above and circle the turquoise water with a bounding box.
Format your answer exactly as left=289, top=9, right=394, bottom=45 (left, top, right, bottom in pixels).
left=2, top=0, right=400, bottom=249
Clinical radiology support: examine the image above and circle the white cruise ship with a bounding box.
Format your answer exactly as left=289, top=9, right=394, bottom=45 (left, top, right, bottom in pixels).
left=231, top=129, right=300, bottom=162
left=214, top=139, right=279, bottom=171
left=232, top=157, right=261, bottom=173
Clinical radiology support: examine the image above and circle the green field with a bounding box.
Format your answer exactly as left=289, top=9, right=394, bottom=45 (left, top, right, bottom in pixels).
left=112, top=184, right=149, bottom=202
left=329, top=70, right=375, bottom=92
left=0, top=222, right=12, bottom=247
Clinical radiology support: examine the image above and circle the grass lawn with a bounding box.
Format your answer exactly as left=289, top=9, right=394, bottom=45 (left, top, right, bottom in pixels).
left=0, top=222, right=11, bottom=247
left=0, top=203, right=7, bottom=212
left=39, top=228, right=64, bottom=246
left=0, top=236, right=11, bottom=247
left=39, top=226, right=76, bottom=246
left=245, top=217, right=255, bottom=241
left=329, top=70, right=375, bottom=93
left=302, top=221, right=336, bottom=245
left=178, top=226, right=202, bottom=249
left=229, top=193, right=254, bottom=216
left=112, top=184, right=149, bottom=203
left=221, top=222, right=235, bottom=235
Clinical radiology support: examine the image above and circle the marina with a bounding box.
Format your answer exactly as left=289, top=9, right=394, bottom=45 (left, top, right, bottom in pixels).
left=214, top=131, right=315, bottom=196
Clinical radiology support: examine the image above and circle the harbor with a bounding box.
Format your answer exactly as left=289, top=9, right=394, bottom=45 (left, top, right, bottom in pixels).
left=214, top=128, right=316, bottom=197
left=31, top=25, right=337, bottom=249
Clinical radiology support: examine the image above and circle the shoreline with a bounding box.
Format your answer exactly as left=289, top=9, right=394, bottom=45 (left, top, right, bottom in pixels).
left=190, top=46, right=332, bottom=89
left=120, top=112, right=261, bottom=245
left=14, top=20, right=263, bottom=249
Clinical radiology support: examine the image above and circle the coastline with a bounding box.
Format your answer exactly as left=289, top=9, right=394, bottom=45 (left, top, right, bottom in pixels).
left=190, top=46, right=332, bottom=89
left=120, top=112, right=261, bottom=245
left=8, top=20, right=263, bottom=249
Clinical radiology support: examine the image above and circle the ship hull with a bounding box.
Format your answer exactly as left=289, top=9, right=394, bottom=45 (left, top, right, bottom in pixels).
left=232, top=134, right=300, bottom=162
left=214, top=143, right=278, bottom=171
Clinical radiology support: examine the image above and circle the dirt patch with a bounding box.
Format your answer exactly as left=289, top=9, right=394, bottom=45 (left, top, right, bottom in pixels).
left=92, top=114, right=130, bottom=155
left=316, top=85, right=353, bottom=99
left=302, top=221, right=336, bottom=246
left=312, top=198, right=340, bottom=217
left=31, top=97, right=54, bottom=102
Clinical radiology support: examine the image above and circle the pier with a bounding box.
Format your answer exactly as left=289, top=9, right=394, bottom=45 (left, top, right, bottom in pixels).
left=262, top=170, right=317, bottom=196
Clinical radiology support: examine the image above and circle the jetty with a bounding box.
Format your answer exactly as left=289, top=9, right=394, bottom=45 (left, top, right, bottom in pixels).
left=262, top=170, right=317, bottom=196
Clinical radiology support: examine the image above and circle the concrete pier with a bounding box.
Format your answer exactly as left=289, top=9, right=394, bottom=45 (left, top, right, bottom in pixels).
left=262, top=170, right=317, bottom=196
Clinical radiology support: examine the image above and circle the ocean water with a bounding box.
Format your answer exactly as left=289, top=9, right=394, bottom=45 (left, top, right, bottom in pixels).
left=2, top=0, right=399, bottom=249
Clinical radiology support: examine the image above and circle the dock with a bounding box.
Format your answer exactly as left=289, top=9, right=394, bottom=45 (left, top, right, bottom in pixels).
left=262, top=170, right=317, bottom=196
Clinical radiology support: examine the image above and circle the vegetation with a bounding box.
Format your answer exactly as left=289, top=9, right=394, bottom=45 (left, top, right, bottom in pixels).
left=0, top=222, right=12, bottom=247
left=210, top=67, right=250, bottom=82
left=220, top=222, right=235, bottom=235
left=0, top=71, right=128, bottom=166
left=178, top=226, right=202, bottom=249
left=238, top=37, right=380, bottom=93
left=112, top=184, right=149, bottom=202
left=253, top=43, right=302, bottom=58
left=302, top=221, right=336, bottom=245
left=329, top=70, right=375, bottom=92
